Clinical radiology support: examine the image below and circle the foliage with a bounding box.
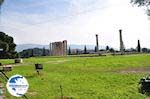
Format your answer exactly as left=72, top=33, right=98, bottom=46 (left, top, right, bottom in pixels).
left=131, top=0, right=150, bottom=16
left=76, top=49, right=79, bottom=55
left=19, top=48, right=49, bottom=58
left=31, top=49, right=34, bottom=57
left=94, top=46, right=97, bottom=52
left=137, top=40, right=141, bottom=52
left=0, top=41, right=9, bottom=51
left=0, top=31, right=17, bottom=58
left=109, top=48, right=115, bottom=52
left=142, top=48, right=148, bottom=53
left=84, top=45, right=87, bottom=54
left=131, top=0, right=150, bottom=6
left=0, top=0, right=4, bottom=5
left=106, top=46, right=110, bottom=51
left=42, top=47, right=46, bottom=56
left=68, top=47, right=71, bottom=55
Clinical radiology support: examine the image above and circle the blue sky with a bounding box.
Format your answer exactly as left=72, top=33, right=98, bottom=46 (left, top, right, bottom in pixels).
left=0, top=0, right=150, bottom=49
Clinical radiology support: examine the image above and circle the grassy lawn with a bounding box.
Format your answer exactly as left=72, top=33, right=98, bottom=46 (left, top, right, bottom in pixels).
left=1, top=54, right=150, bottom=99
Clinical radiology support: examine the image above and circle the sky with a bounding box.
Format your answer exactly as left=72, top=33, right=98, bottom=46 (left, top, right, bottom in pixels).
left=0, top=0, right=150, bottom=49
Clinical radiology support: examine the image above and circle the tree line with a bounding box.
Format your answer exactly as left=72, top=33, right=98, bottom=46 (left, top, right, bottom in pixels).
left=19, top=48, right=50, bottom=58
left=68, top=45, right=150, bottom=55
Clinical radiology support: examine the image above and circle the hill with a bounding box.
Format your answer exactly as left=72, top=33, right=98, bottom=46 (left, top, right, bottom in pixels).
left=16, top=44, right=106, bottom=52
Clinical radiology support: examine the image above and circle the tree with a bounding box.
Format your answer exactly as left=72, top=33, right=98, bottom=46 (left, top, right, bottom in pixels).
left=0, top=0, right=4, bottom=13
left=131, top=0, right=150, bottom=16
left=76, top=49, right=79, bottom=55
left=142, top=48, right=148, bottom=53
left=0, top=0, right=4, bottom=5
left=129, top=48, right=137, bottom=52
left=137, top=40, right=141, bottom=52
left=94, top=46, right=97, bottom=52
left=42, top=47, right=46, bottom=56
left=106, top=46, right=110, bottom=51
left=0, top=32, right=17, bottom=58
left=0, top=41, right=9, bottom=51
left=68, top=47, right=71, bottom=55
left=109, top=48, right=115, bottom=53
left=84, top=45, right=87, bottom=54
left=0, top=0, right=4, bottom=8
left=19, top=48, right=49, bottom=58
left=31, top=49, right=34, bottom=57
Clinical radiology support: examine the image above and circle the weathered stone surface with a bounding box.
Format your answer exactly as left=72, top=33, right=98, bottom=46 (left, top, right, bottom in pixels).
left=14, top=58, right=23, bottom=63
left=2, top=66, right=12, bottom=72
left=35, top=64, right=43, bottom=70
left=50, top=40, right=67, bottom=56
left=119, top=29, right=125, bottom=54
left=95, top=34, right=99, bottom=52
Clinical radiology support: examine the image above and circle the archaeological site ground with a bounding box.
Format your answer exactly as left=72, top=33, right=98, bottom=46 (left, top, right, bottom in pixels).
left=1, top=54, right=150, bottom=98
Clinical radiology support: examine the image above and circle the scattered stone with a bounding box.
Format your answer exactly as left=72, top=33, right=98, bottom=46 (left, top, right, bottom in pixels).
left=35, top=64, right=43, bottom=70
left=139, top=76, right=150, bottom=94
left=14, top=58, right=23, bottom=63
left=35, top=64, right=43, bottom=75
left=2, top=66, right=12, bottom=72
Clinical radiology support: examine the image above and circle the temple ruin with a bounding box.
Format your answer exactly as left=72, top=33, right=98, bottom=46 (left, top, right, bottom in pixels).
left=95, top=34, right=99, bottom=52
left=49, top=40, right=67, bottom=56
left=119, top=29, right=125, bottom=54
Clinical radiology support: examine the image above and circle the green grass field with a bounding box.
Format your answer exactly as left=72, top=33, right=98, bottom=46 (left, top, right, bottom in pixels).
left=1, top=54, right=150, bottom=99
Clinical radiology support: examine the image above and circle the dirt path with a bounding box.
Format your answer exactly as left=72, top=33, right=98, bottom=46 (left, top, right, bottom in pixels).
left=46, top=59, right=72, bottom=64
left=117, top=67, right=150, bottom=74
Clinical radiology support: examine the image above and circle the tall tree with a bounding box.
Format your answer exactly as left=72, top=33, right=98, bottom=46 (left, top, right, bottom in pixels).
left=68, top=47, right=71, bottom=55
left=137, top=40, right=141, bottom=52
left=106, top=46, right=110, bottom=51
left=42, top=47, right=46, bottom=56
left=131, top=0, right=150, bottom=16
left=0, top=0, right=4, bottom=14
left=76, top=49, right=79, bottom=55
left=94, top=46, right=97, bottom=52
left=0, top=0, right=4, bottom=5
left=84, top=45, right=87, bottom=54
left=31, top=49, right=34, bottom=57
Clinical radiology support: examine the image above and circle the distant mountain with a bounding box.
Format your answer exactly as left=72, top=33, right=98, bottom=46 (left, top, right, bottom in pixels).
left=16, top=44, right=105, bottom=52
left=16, top=44, right=49, bottom=52
left=69, top=44, right=105, bottom=50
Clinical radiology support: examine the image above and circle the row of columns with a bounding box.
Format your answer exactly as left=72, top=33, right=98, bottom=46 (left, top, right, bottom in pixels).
left=95, top=29, right=141, bottom=53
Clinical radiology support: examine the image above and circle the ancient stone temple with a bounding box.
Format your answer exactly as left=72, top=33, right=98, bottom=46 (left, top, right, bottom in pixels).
left=49, top=40, right=67, bottom=56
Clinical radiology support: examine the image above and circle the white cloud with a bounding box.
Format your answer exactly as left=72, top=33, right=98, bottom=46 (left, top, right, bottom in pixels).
left=1, top=0, right=150, bottom=49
